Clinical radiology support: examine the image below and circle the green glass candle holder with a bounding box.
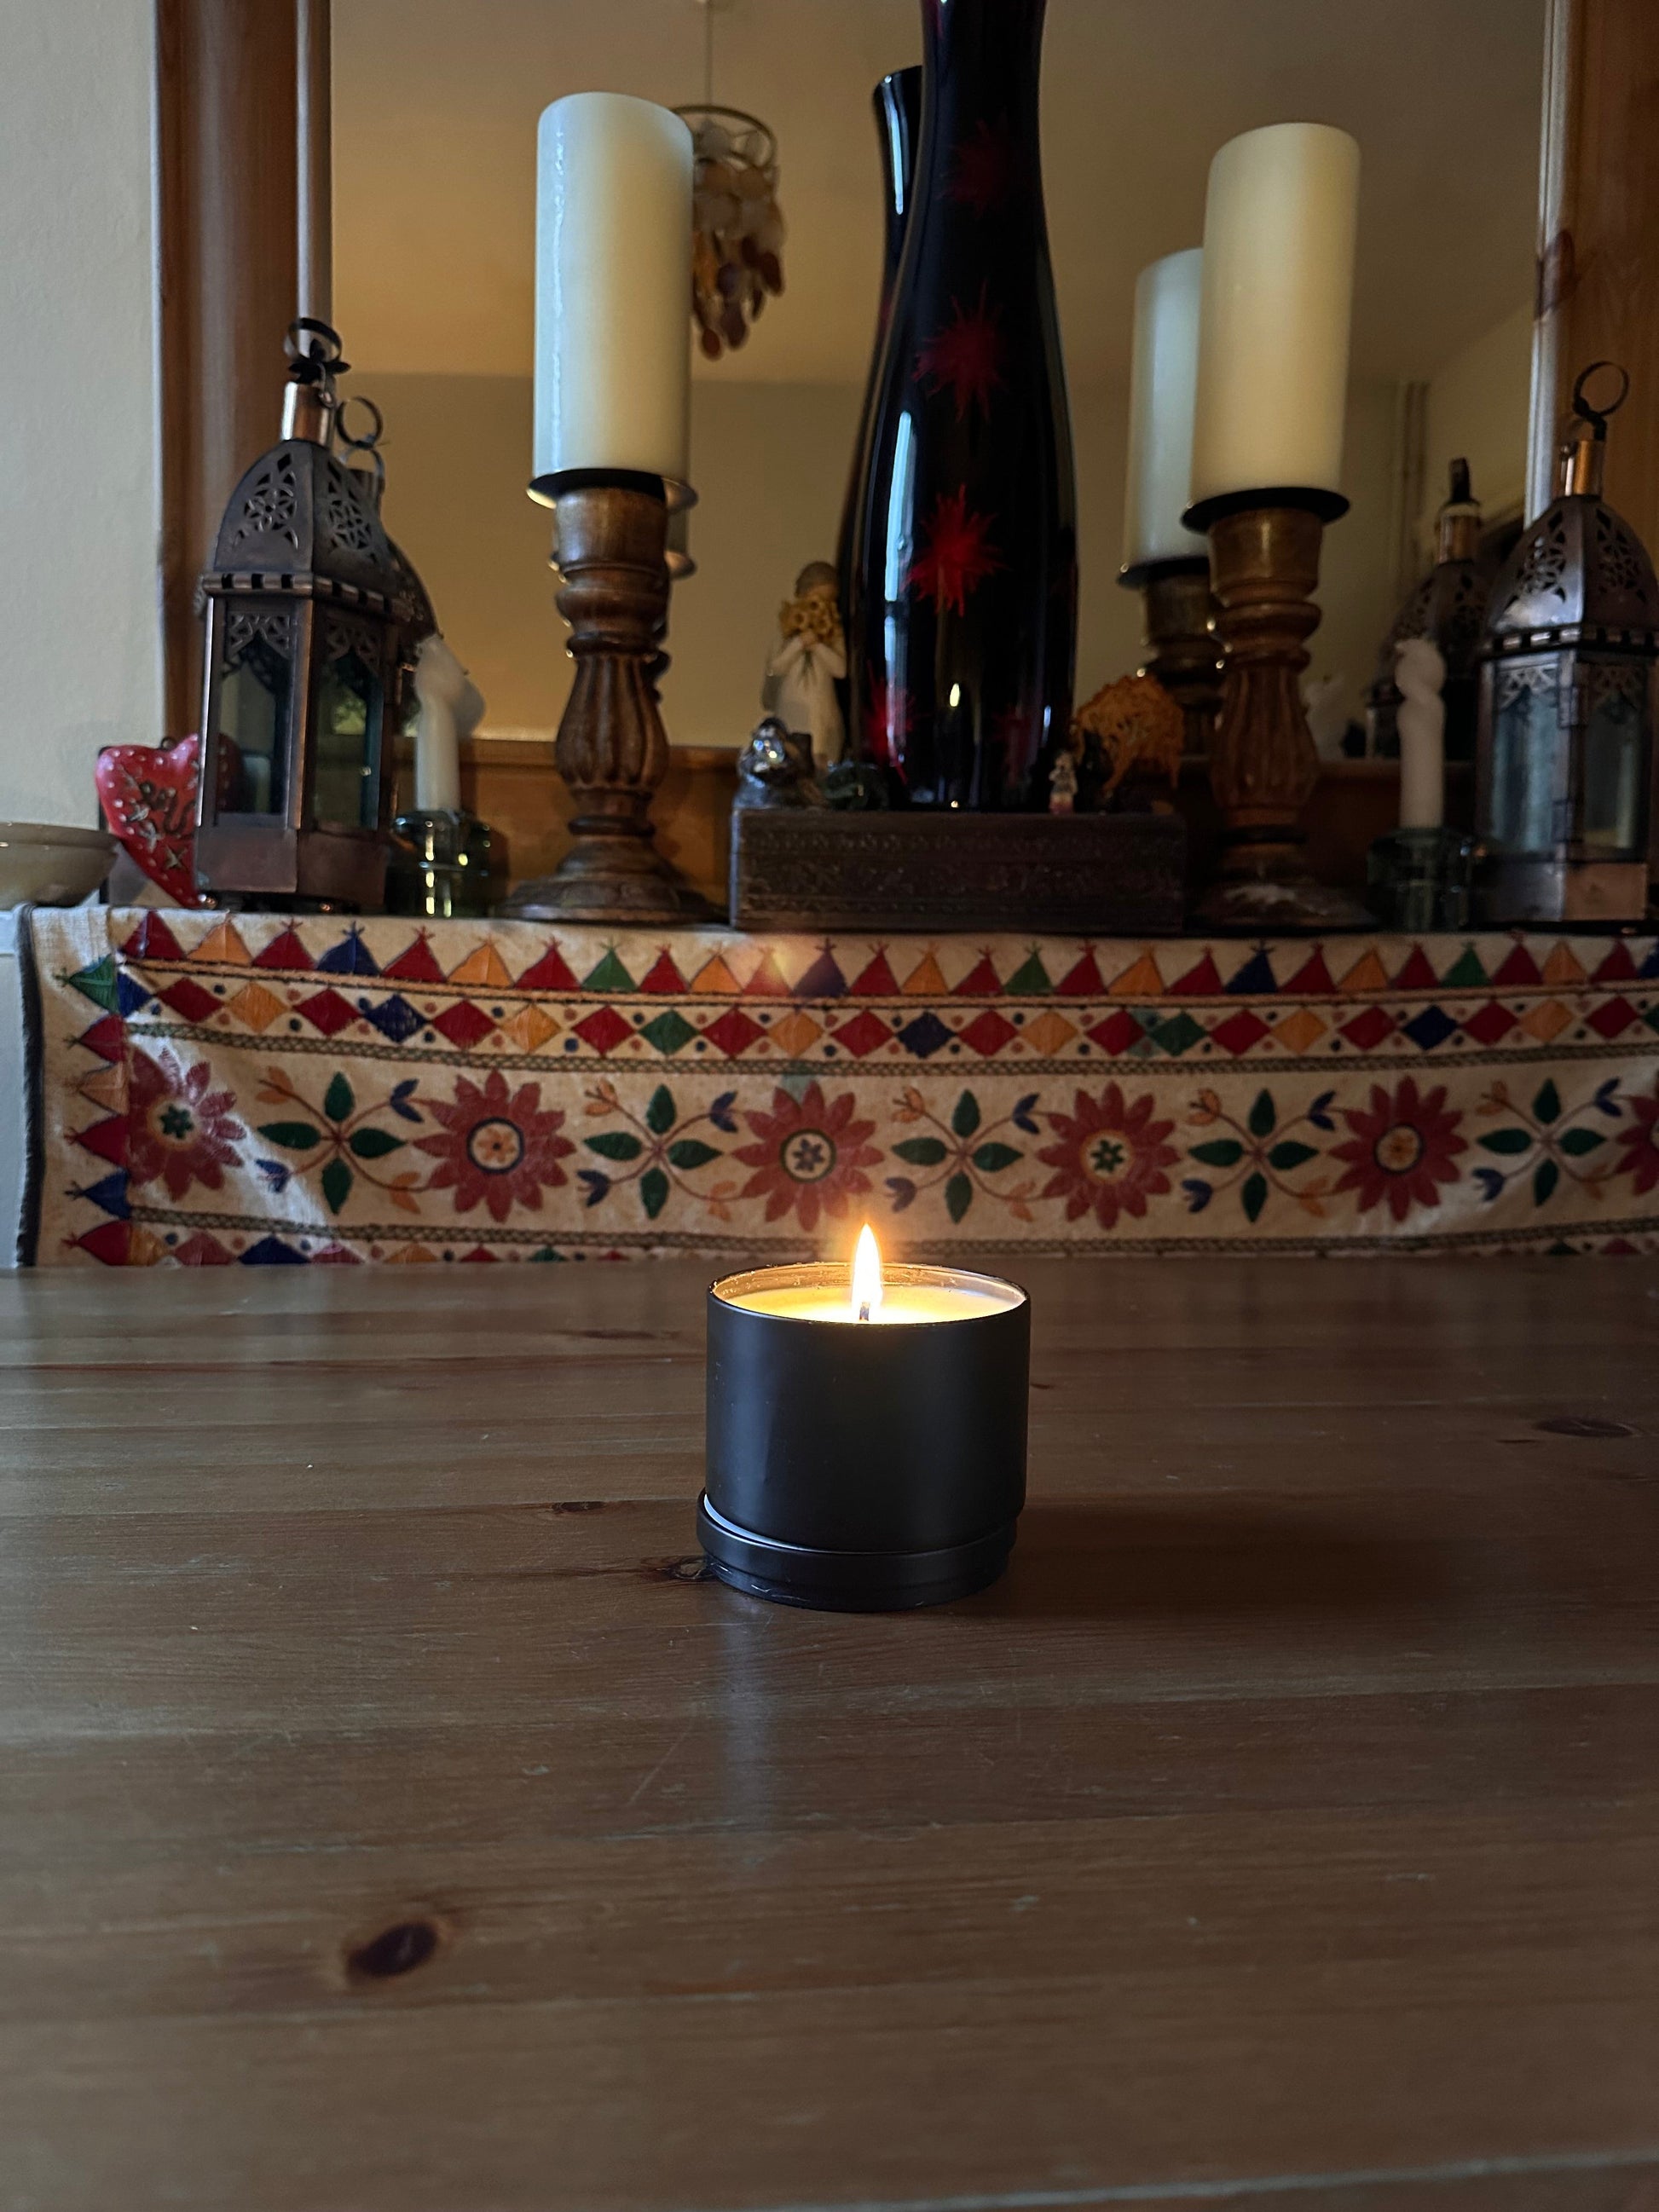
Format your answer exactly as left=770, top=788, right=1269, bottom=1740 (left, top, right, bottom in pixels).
left=1366, top=825, right=1474, bottom=933
left=387, top=807, right=499, bottom=920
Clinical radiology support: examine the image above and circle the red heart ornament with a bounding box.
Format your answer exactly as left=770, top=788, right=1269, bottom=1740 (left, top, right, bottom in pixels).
left=95, top=736, right=211, bottom=908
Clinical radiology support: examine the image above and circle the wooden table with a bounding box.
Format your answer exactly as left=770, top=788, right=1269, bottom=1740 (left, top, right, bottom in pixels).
left=3, top=1262, right=1657, bottom=2211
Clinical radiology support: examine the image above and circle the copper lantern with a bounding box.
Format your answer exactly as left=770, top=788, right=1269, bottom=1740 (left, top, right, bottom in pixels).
left=194, top=323, right=431, bottom=909
left=1476, top=365, right=1659, bottom=926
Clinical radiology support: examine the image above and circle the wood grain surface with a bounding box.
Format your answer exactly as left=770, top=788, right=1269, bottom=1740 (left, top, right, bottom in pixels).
left=2, top=1260, right=1657, bottom=2212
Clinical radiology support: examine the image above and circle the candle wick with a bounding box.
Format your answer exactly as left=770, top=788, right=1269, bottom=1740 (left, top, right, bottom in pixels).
left=858, top=1300, right=871, bottom=1324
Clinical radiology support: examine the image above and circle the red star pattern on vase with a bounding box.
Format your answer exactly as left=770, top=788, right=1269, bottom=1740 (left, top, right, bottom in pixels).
left=414, top=1068, right=575, bottom=1223
left=733, top=1082, right=882, bottom=1233
left=908, top=488, right=1004, bottom=617
left=126, top=1047, right=246, bottom=1200
left=948, top=118, right=1018, bottom=217
left=1614, top=1081, right=1659, bottom=1195
left=863, top=673, right=913, bottom=771
left=1038, top=1083, right=1180, bottom=1230
left=992, top=702, right=1039, bottom=781
left=916, top=286, right=1004, bottom=423
left=1330, top=1077, right=1467, bottom=1222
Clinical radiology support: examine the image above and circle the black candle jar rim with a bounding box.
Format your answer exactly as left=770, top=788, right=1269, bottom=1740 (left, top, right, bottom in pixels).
left=710, top=1259, right=1026, bottom=1327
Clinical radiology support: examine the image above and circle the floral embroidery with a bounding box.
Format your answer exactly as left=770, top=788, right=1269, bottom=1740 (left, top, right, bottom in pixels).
left=1038, top=1083, right=1179, bottom=1229
left=1331, top=1077, right=1466, bottom=1222
left=416, top=1069, right=574, bottom=1222
left=735, top=1082, right=882, bottom=1231
left=127, top=1047, right=244, bottom=1199
left=1614, top=1081, right=1659, bottom=1195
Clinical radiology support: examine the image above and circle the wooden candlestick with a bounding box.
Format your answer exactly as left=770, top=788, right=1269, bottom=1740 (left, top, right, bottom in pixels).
left=1192, top=500, right=1369, bottom=930
left=500, top=477, right=707, bottom=923
left=1139, top=557, right=1223, bottom=758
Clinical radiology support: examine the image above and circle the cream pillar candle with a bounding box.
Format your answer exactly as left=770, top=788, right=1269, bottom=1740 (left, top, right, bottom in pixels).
left=533, top=93, right=693, bottom=490
left=1121, top=248, right=1209, bottom=575
left=1188, top=122, right=1361, bottom=510
left=1395, top=637, right=1446, bottom=831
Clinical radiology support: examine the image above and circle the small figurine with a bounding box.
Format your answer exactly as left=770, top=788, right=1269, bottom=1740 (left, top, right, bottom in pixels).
left=1047, top=749, right=1079, bottom=815
left=1304, top=673, right=1351, bottom=763
left=1071, top=673, right=1183, bottom=805
left=762, top=561, right=847, bottom=774
left=735, top=718, right=822, bottom=810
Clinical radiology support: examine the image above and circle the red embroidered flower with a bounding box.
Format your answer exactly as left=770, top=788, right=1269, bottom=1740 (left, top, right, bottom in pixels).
left=126, top=1047, right=245, bottom=1199
left=908, top=488, right=1003, bottom=616
left=1330, top=1077, right=1466, bottom=1222
left=917, top=286, right=1004, bottom=422
left=1614, top=1083, right=1659, bottom=1194
left=1038, top=1083, right=1179, bottom=1229
left=734, top=1082, right=882, bottom=1232
left=415, top=1068, right=574, bottom=1222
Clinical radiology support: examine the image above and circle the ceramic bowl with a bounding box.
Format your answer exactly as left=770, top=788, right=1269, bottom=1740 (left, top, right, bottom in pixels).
left=0, top=822, right=117, bottom=908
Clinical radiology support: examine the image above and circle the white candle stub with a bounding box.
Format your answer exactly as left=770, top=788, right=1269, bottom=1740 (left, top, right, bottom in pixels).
left=1122, top=247, right=1208, bottom=573
left=1189, top=121, right=1361, bottom=507
left=719, top=1227, right=1020, bottom=1326
left=1396, top=636, right=1446, bottom=831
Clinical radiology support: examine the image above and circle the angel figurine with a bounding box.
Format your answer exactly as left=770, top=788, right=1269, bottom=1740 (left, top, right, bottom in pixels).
left=762, top=561, right=847, bottom=774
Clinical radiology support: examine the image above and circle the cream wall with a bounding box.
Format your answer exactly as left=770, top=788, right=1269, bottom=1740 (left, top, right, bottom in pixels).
left=369, top=367, right=1400, bottom=747
left=1419, top=302, right=1533, bottom=546
left=0, top=0, right=159, bottom=824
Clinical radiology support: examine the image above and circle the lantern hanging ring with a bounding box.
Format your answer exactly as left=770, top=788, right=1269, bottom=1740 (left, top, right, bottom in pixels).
left=1571, top=360, right=1630, bottom=437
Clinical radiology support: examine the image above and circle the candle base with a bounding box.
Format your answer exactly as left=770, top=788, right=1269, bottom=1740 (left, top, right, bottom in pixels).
left=1134, top=557, right=1223, bottom=758
left=387, top=807, right=499, bottom=920
left=498, top=478, right=712, bottom=925
left=1188, top=497, right=1370, bottom=933
left=697, top=1494, right=1016, bottom=1612
left=1367, top=825, right=1474, bottom=933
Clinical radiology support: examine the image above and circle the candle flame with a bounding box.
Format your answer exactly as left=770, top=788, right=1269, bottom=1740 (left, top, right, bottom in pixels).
left=851, top=1223, right=883, bottom=1322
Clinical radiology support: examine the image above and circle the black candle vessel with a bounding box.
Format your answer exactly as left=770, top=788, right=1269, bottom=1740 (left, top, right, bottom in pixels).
left=698, top=1238, right=1030, bottom=1612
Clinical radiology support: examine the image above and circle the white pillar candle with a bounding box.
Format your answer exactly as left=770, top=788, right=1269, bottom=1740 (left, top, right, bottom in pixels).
left=1188, top=122, right=1361, bottom=509
left=534, top=93, right=693, bottom=488
left=1395, top=637, right=1446, bottom=831
left=1121, top=248, right=1209, bottom=574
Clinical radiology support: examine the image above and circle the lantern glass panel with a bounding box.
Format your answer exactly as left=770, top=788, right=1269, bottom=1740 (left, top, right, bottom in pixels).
left=313, top=647, right=384, bottom=830
left=1488, top=664, right=1560, bottom=853
left=213, top=608, right=294, bottom=817
left=1580, top=665, right=1647, bottom=852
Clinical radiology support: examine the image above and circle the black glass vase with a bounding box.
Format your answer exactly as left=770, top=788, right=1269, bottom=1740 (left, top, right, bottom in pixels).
left=836, top=66, right=923, bottom=644
left=847, top=0, right=1076, bottom=810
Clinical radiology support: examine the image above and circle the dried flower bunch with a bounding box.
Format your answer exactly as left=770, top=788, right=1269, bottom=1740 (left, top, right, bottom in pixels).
left=679, top=107, right=785, bottom=357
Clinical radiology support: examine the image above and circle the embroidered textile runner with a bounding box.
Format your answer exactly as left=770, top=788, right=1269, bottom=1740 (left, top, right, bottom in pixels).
left=19, top=905, right=1659, bottom=1266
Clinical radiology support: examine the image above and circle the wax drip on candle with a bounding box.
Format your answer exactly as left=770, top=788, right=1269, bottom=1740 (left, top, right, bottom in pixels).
left=852, top=1224, right=883, bottom=1324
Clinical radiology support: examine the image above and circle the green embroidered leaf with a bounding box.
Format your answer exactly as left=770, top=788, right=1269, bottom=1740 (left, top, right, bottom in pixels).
left=1532, top=1078, right=1562, bottom=1125
left=321, top=1158, right=352, bottom=1216
left=1478, top=1129, right=1533, bottom=1155
left=1558, top=1127, right=1606, bottom=1157
left=1533, top=1157, right=1559, bottom=1207
left=893, top=1137, right=950, bottom=1167
left=640, top=1166, right=670, bottom=1219
left=1247, top=1090, right=1276, bottom=1140
left=1190, top=1139, right=1245, bottom=1169
left=667, top=1138, right=720, bottom=1170
left=945, top=1172, right=974, bottom=1223
left=585, top=1131, right=644, bottom=1162
left=323, top=1072, right=355, bottom=1124
left=951, top=1091, right=981, bottom=1139
left=972, top=1141, right=1021, bottom=1174
left=257, top=1121, right=322, bottom=1152
left=348, top=1127, right=403, bottom=1159
left=645, top=1084, right=677, bottom=1135
left=1241, top=1171, right=1269, bottom=1223
left=1268, top=1140, right=1319, bottom=1172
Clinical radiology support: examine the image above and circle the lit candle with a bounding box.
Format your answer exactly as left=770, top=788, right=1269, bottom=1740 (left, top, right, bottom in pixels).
left=533, top=93, right=693, bottom=491
left=700, top=1227, right=1030, bottom=1609
left=1188, top=122, right=1361, bottom=511
left=1121, top=247, right=1209, bottom=576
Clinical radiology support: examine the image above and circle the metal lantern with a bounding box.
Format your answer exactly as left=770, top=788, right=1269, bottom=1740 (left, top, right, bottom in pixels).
left=194, top=322, right=432, bottom=909
left=1476, top=364, right=1658, bottom=926
left=1367, top=459, right=1494, bottom=762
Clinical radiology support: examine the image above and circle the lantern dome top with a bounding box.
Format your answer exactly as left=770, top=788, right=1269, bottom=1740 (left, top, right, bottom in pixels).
left=204, top=437, right=419, bottom=618
left=1484, top=361, right=1659, bottom=653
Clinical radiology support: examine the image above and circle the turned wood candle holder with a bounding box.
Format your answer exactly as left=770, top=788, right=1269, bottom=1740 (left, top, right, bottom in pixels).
left=1185, top=492, right=1370, bottom=931
left=500, top=474, right=707, bottom=923
left=1136, top=557, right=1223, bottom=759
